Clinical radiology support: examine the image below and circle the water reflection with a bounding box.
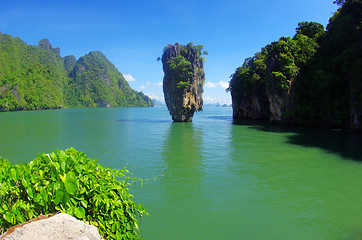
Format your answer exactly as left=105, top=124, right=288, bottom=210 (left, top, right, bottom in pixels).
left=228, top=124, right=328, bottom=239
left=161, top=122, right=204, bottom=202
left=234, top=119, right=362, bottom=162
left=229, top=123, right=362, bottom=239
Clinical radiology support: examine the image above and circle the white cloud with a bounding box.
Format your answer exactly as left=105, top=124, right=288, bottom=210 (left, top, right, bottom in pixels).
left=205, top=81, right=229, bottom=89
left=218, top=81, right=229, bottom=89
left=205, top=82, right=217, bottom=88
left=146, top=81, right=151, bottom=86
left=155, top=82, right=163, bottom=87
left=123, top=74, right=136, bottom=82
left=140, top=85, right=146, bottom=90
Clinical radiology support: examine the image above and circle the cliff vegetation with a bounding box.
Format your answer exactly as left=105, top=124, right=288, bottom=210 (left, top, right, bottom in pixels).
left=228, top=0, right=361, bottom=131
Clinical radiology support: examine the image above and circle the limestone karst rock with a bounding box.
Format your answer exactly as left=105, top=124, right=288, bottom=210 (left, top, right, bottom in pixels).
left=0, top=33, right=153, bottom=111
left=162, top=43, right=205, bottom=122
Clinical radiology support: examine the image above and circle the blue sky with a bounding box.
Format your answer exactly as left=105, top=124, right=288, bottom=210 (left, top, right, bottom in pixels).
left=0, top=0, right=338, bottom=104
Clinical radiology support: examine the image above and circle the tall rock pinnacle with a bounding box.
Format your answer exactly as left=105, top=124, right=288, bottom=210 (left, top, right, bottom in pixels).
left=162, top=43, right=206, bottom=122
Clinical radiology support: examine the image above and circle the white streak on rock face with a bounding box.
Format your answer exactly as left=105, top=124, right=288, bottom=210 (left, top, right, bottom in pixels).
left=1, top=213, right=104, bottom=240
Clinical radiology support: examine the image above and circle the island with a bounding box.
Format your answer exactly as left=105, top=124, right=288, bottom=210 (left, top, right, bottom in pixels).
left=227, top=0, right=361, bottom=131
left=0, top=35, right=153, bottom=111
left=161, top=43, right=207, bottom=122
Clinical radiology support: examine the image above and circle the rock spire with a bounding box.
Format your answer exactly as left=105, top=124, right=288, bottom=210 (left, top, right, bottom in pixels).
left=162, top=43, right=205, bottom=122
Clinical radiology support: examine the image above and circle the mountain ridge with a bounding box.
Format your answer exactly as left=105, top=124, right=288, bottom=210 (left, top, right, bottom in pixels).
left=0, top=33, right=153, bottom=111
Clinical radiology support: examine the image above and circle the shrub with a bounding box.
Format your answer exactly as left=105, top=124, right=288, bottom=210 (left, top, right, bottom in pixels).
left=177, top=81, right=192, bottom=89
left=0, top=148, right=146, bottom=239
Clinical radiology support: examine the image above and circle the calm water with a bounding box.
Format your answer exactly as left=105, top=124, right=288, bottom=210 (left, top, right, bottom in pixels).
left=1, top=107, right=362, bottom=239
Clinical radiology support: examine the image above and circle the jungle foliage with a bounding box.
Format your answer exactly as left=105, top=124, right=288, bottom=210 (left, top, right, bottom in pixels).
left=228, top=0, right=362, bottom=128
left=293, top=0, right=362, bottom=126
left=0, top=148, right=146, bottom=240
left=228, top=21, right=324, bottom=95
left=0, top=34, right=153, bottom=111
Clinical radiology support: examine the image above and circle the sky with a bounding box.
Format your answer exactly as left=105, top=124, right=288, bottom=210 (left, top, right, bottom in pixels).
left=0, top=0, right=339, bottom=105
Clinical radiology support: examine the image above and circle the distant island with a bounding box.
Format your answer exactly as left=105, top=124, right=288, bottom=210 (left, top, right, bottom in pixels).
left=228, top=0, right=361, bottom=131
left=0, top=34, right=153, bottom=111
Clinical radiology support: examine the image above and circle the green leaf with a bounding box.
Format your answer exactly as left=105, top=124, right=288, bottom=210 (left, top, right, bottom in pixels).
left=40, top=189, right=49, bottom=203
left=1, top=204, right=9, bottom=211
left=74, top=206, right=85, bottom=219
left=39, top=169, right=44, bottom=178
left=22, top=178, right=29, bottom=188
left=66, top=207, right=74, bottom=216
left=34, top=193, right=42, bottom=203
left=116, top=230, right=122, bottom=239
left=11, top=205, right=20, bottom=216
left=59, top=174, right=66, bottom=183
left=80, top=200, right=88, bottom=208
left=10, top=168, right=18, bottom=181
left=27, top=186, right=34, bottom=198
left=54, top=162, right=60, bottom=173
left=74, top=164, right=83, bottom=174
left=55, top=188, right=69, bottom=205
left=60, top=159, right=66, bottom=172
left=64, top=171, right=77, bottom=195
left=28, top=210, right=35, bottom=219
left=4, top=212, right=12, bottom=223
left=111, top=223, right=117, bottom=232
left=54, top=181, right=61, bottom=191
left=16, top=213, right=26, bottom=223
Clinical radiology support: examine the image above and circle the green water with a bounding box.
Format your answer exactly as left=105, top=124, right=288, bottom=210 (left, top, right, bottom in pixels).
left=1, top=107, right=362, bottom=239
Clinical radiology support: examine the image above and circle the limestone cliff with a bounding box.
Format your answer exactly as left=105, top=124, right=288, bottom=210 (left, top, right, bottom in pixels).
left=230, top=76, right=269, bottom=120
left=162, top=43, right=205, bottom=122
left=0, top=33, right=153, bottom=111
left=229, top=1, right=362, bottom=131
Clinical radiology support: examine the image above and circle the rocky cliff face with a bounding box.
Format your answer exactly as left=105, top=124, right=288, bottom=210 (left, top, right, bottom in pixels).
left=231, top=79, right=269, bottom=120
left=229, top=39, right=300, bottom=124
left=162, top=43, right=205, bottom=122
left=264, top=46, right=294, bottom=123
left=229, top=4, right=362, bottom=131
left=38, top=38, right=61, bottom=57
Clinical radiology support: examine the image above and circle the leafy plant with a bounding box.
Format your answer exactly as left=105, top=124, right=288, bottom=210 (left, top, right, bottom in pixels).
left=168, top=55, right=193, bottom=83
left=0, top=148, right=147, bottom=240
left=164, top=42, right=207, bottom=88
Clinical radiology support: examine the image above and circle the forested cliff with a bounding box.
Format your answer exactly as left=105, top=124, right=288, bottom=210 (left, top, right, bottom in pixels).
left=228, top=0, right=361, bottom=131
left=0, top=34, right=153, bottom=111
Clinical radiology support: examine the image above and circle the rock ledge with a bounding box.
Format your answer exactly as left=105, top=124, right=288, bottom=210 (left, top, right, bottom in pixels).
left=0, top=213, right=103, bottom=240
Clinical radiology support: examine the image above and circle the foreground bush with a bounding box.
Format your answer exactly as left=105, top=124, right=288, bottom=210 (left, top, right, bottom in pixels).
left=0, top=148, right=146, bottom=239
